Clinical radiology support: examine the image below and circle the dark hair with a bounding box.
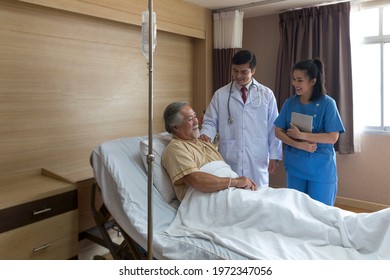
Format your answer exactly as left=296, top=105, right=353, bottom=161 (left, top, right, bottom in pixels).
left=232, top=50, right=257, bottom=70
left=292, top=58, right=326, bottom=101
left=163, top=101, right=188, bottom=133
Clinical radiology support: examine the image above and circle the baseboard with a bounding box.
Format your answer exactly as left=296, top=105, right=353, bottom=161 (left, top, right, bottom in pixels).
left=335, top=196, right=389, bottom=212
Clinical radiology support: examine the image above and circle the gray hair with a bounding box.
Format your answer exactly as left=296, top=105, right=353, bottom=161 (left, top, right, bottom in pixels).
left=163, top=101, right=188, bottom=133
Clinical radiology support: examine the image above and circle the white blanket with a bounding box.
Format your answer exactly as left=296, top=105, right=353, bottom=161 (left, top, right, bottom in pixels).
left=165, top=161, right=390, bottom=259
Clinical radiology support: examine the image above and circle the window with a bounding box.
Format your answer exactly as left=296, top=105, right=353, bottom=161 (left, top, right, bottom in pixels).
left=351, top=5, right=390, bottom=132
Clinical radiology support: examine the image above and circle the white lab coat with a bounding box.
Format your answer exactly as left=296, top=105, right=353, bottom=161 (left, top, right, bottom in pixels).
left=201, top=79, right=282, bottom=186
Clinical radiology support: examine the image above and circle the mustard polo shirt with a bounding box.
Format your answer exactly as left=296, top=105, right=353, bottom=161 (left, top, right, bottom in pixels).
left=162, top=138, right=223, bottom=201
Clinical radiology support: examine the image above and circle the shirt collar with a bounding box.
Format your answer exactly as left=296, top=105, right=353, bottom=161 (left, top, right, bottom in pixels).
left=234, top=80, right=252, bottom=91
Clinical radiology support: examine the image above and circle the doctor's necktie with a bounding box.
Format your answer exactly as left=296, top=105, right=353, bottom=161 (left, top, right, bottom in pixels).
left=241, top=87, right=247, bottom=103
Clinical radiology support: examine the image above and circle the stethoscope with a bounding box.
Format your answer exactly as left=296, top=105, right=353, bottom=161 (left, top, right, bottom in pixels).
left=227, top=80, right=262, bottom=125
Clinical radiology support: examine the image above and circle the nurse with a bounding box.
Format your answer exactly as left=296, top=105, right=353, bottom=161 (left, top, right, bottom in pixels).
left=200, top=50, right=282, bottom=187
left=274, top=58, right=345, bottom=206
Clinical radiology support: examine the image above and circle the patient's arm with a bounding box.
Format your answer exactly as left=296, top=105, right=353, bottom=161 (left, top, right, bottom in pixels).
left=182, top=172, right=257, bottom=193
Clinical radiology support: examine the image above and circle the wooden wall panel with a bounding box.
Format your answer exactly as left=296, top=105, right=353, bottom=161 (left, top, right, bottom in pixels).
left=0, top=0, right=193, bottom=178
left=18, top=0, right=207, bottom=39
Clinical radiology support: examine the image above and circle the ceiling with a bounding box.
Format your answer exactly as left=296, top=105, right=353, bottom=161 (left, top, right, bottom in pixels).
left=184, top=0, right=348, bottom=18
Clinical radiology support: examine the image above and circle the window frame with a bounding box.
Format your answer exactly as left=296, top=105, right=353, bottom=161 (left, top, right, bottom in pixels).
left=351, top=5, right=390, bottom=133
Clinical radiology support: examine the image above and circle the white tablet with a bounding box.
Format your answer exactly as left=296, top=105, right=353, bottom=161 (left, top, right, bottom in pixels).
left=291, top=112, right=313, bottom=132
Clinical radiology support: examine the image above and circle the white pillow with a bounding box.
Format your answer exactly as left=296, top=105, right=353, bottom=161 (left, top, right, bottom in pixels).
left=139, top=133, right=176, bottom=203
left=200, top=160, right=239, bottom=178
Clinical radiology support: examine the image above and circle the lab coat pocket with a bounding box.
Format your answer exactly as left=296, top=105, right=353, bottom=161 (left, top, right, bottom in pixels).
left=250, top=137, right=268, bottom=169
left=219, top=139, right=238, bottom=165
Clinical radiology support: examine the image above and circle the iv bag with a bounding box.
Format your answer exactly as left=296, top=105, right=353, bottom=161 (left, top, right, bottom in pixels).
left=141, top=11, right=157, bottom=62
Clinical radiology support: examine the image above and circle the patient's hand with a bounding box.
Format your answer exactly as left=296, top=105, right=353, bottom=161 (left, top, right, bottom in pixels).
left=233, top=177, right=257, bottom=191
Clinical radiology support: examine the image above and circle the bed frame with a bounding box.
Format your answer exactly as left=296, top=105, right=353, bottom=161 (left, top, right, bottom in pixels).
left=89, top=181, right=148, bottom=260
left=89, top=136, right=251, bottom=260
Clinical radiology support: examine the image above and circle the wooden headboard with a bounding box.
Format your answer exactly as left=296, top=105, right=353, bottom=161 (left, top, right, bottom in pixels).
left=0, top=0, right=212, bottom=180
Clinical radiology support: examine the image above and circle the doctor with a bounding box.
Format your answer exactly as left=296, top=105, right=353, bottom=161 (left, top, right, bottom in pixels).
left=200, top=50, right=282, bottom=187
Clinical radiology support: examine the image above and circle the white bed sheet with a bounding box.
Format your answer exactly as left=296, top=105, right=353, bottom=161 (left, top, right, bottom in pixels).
left=91, top=136, right=249, bottom=260
left=166, top=161, right=390, bottom=260
left=91, top=136, right=390, bottom=260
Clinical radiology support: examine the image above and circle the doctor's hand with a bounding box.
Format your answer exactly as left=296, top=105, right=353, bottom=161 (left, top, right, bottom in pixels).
left=287, top=123, right=303, bottom=140
left=199, top=134, right=211, bottom=142
left=268, top=159, right=279, bottom=175
left=233, top=177, right=257, bottom=191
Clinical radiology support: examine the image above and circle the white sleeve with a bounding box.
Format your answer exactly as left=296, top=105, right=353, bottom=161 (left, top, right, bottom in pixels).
left=267, top=90, right=283, bottom=160
left=200, top=92, right=220, bottom=141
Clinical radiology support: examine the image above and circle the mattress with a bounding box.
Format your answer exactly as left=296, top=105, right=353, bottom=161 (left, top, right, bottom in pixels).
left=90, top=135, right=249, bottom=260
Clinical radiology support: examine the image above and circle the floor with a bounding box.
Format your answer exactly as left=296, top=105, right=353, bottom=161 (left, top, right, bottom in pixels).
left=77, top=204, right=371, bottom=260
left=78, top=228, right=123, bottom=260
left=334, top=203, right=371, bottom=213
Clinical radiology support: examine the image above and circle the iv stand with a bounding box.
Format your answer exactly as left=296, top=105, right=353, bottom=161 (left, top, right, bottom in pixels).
left=146, top=0, right=154, bottom=260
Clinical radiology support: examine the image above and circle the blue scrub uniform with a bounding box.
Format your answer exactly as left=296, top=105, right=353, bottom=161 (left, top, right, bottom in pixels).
left=274, top=95, right=345, bottom=205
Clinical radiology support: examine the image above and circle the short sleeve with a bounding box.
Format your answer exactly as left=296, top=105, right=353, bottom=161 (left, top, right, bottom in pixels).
left=274, top=98, right=291, bottom=130
left=323, top=97, right=345, bottom=134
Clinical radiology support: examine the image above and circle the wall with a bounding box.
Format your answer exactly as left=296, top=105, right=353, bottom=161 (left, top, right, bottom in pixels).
left=243, top=14, right=390, bottom=206
left=0, top=0, right=213, bottom=181
left=2, top=0, right=388, bottom=207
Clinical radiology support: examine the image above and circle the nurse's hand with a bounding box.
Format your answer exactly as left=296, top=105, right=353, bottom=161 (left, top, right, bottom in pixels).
left=199, top=134, right=211, bottom=142
left=299, top=141, right=317, bottom=153
left=287, top=123, right=303, bottom=140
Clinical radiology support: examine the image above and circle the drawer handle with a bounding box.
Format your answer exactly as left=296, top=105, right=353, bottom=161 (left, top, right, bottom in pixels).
left=32, top=243, right=52, bottom=253
left=33, top=207, right=52, bottom=215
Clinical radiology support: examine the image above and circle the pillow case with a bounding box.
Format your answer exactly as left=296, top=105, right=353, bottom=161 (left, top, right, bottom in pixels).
left=139, top=132, right=175, bottom=203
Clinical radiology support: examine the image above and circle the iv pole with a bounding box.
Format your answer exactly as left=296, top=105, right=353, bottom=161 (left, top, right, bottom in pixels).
left=146, top=0, right=154, bottom=260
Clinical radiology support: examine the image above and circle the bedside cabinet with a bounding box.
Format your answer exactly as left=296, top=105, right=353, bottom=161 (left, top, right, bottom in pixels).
left=42, top=165, right=103, bottom=235
left=0, top=174, right=78, bottom=260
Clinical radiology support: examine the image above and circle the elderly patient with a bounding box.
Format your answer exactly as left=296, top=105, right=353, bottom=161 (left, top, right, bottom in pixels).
left=161, top=101, right=390, bottom=260
left=161, top=101, right=257, bottom=202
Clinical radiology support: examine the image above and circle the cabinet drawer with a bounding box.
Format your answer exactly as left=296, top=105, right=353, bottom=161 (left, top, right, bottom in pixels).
left=0, top=190, right=77, bottom=233
left=0, top=210, right=78, bottom=260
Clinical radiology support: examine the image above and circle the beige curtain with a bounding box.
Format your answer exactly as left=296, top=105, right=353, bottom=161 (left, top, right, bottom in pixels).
left=213, top=10, right=244, bottom=92
left=275, top=2, right=354, bottom=154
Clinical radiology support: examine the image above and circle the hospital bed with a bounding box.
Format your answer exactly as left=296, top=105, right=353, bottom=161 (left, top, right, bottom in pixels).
left=91, top=133, right=390, bottom=260
left=90, top=133, right=249, bottom=260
